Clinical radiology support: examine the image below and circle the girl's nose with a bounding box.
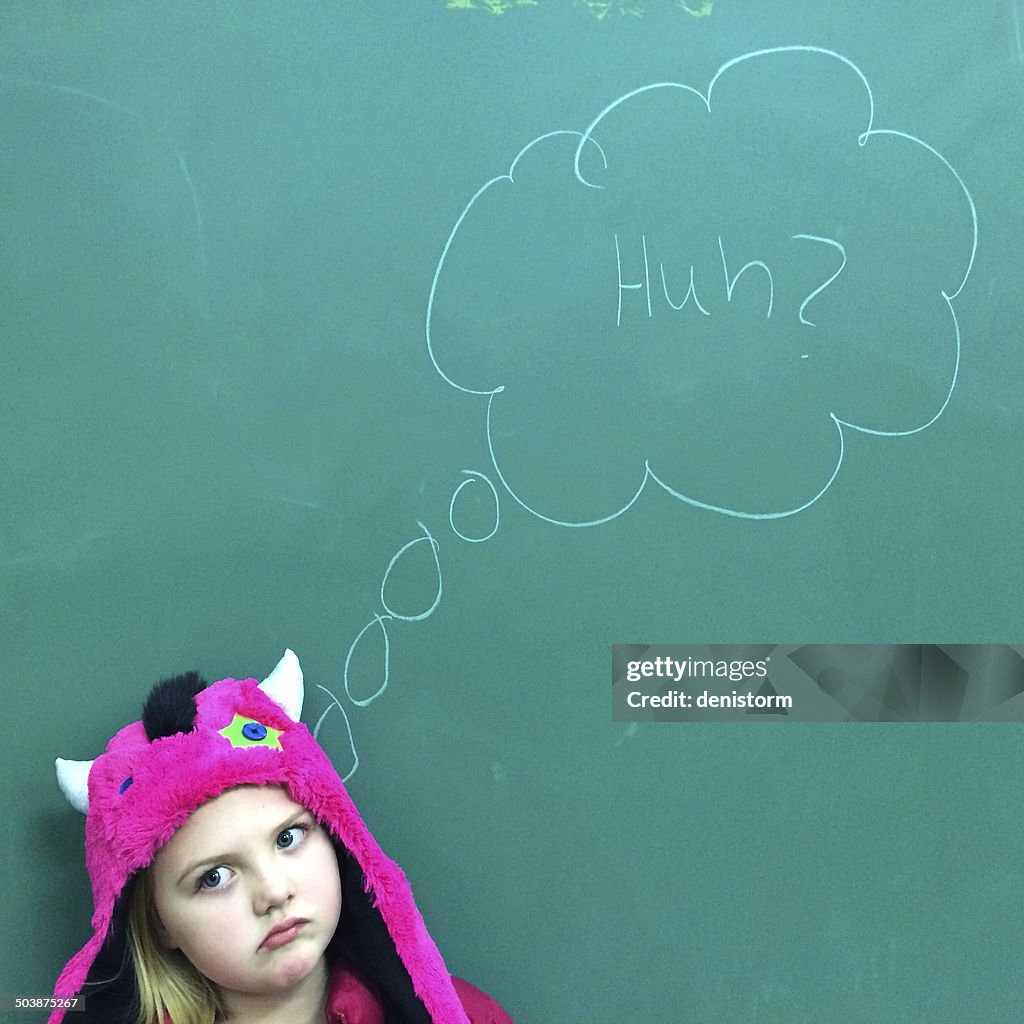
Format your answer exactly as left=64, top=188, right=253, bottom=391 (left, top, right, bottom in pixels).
left=252, top=861, right=295, bottom=914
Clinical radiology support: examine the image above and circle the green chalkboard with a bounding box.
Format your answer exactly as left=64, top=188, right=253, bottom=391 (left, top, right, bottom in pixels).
left=3, top=2, right=1023, bottom=1020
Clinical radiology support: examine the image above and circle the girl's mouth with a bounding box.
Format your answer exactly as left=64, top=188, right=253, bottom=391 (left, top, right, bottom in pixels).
left=259, top=917, right=308, bottom=951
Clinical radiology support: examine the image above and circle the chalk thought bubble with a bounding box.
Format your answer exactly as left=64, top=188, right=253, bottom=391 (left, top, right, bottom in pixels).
left=426, top=46, right=977, bottom=524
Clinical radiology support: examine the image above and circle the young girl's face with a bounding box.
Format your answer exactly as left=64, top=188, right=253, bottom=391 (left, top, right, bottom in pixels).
left=151, top=785, right=342, bottom=1008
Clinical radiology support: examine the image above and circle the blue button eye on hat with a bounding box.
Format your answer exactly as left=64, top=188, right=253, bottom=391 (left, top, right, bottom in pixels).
left=242, top=721, right=268, bottom=741
left=118, top=777, right=134, bottom=795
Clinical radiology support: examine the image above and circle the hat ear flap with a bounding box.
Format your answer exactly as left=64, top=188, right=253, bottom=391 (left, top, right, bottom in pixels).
left=259, top=649, right=303, bottom=722
left=56, top=757, right=94, bottom=814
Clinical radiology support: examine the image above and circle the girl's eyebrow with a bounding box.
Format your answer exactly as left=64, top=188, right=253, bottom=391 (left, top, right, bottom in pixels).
left=174, top=809, right=313, bottom=886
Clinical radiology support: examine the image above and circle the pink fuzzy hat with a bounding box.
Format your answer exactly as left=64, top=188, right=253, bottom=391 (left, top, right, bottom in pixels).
left=51, top=650, right=470, bottom=1024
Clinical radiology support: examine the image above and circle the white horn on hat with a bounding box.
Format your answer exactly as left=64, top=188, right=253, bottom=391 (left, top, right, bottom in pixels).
left=260, top=648, right=303, bottom=722
left=56, top=757, right=94, bottom=814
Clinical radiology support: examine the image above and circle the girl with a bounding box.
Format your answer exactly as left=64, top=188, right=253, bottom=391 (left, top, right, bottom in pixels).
left=50, top=650, right=514, bottom=1024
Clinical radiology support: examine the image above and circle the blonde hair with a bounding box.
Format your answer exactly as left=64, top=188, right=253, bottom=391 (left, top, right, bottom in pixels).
left=128, top=869, right=225, bottom=1024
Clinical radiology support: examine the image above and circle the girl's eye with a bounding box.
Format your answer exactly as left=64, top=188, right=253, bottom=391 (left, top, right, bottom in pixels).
left=277, top=824, right=309, bottom=850
left=198, top=866, right=232, bottom=891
